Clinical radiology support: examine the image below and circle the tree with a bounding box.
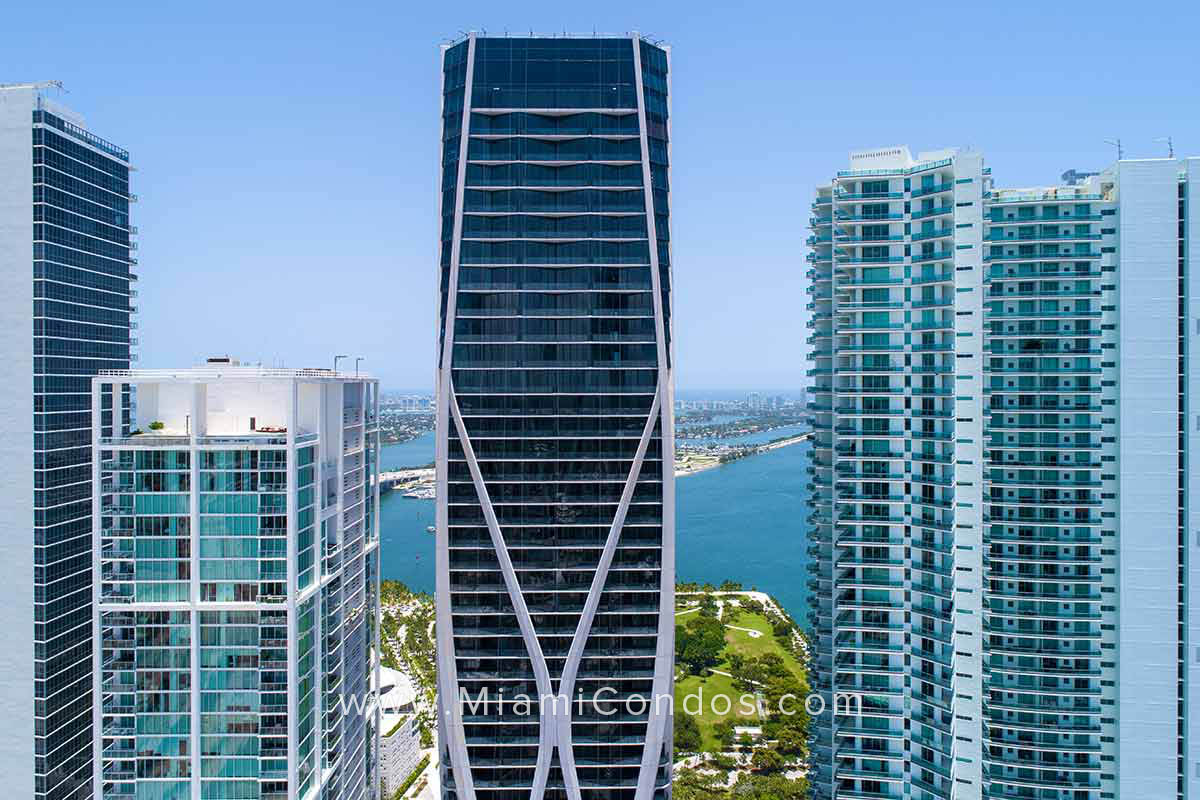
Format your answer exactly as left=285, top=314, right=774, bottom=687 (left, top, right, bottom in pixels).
left=730, top=773, right=807, bottom=800
left=757, top=653, right=786, bottom=676
left=713, top=718, right=737, bottom=750
left=709, top=752, right=737, bottom=771
left=676, top=614, right=726, bottom=674
left=750, top=747, right=786, bottom=774
left=732, top=658, right=767, bottom=693
left=774, top=727, right=806, bottom=758
left=674, top=712, right=702, bottom=755
left=673, top=767, right=729, bottom=800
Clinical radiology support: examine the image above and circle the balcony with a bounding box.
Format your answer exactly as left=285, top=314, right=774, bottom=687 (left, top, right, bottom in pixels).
left=836, top=191, right=903, bottom=201
left=912, top=249, right=953, bottom=263
left=911, top=182, right=954, bottom=198
left=910, top=227, right=954, bottom=241
left=837, top=255, right=905, bottom=266
left=985, top=250, right=1100, bottom=262
left=911, top=270, right=953, bottom=284
left=985, top=231, right=1101, bottom=242
left=910, top=205, right=952, bottom=220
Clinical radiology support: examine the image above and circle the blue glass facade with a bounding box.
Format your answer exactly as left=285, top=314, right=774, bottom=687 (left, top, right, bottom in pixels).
left=436, top=35, right=674, bottom=800
left=33, top=104, right=133, bottom=800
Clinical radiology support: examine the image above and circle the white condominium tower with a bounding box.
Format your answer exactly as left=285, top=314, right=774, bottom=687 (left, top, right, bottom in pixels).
left=808, top=147, right=1200, bottom=800
left=91, top=363, right=382, bottom=800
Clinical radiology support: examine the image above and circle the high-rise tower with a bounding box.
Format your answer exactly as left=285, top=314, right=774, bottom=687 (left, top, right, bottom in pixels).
left=808, top=148, right=1200, bottom=800
left=435, top=33, right=675, bottom=800
left=91, top=365, right=382, bottom=800
left=807, top=147, right=987, bottom=800
left=0, top=84, right=134, bottom=800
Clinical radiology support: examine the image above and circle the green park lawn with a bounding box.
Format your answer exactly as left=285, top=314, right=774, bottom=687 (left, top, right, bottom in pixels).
left=673, top=608, right=806, bottom=753
left=723, top=612, right=805, bottom=675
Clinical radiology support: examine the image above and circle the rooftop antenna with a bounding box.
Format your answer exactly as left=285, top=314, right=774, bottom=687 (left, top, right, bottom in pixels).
left=1104, top=138, right=1124, bottom=160
left=1155, top=137, right=1175, bottom=158
left=334, top=354, right=348, bottom=373
left=355, top=357, right=364, bottom=376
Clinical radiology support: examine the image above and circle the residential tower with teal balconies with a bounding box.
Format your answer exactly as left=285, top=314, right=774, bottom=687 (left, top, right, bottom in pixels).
left=808, top=147, right=1200, bottom=800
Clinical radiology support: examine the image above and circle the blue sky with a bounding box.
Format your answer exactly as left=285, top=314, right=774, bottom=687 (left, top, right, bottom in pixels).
left=3, top=0, right=1197, bottom=391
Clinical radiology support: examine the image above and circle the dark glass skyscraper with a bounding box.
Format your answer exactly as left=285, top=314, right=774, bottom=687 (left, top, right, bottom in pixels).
left=434, top=34, right=675, bottom=800
left=0, top=86, right=133, bottom=800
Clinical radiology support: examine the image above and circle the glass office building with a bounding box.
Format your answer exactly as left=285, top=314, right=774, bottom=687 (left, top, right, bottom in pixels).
left=91, top=366, right=381, bottom=800
left=807, top=148, right=1200, bottom=800
left=434, top=34, right=675, bottom=800
left=0, top=85, right=134, bottom=800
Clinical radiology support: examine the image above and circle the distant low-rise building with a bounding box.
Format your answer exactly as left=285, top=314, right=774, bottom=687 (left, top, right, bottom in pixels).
left=378, top=666, right=423, bottom=794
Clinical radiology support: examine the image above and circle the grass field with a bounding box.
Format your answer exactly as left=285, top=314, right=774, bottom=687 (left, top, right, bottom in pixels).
left=673, top=608, right=804, bottom=752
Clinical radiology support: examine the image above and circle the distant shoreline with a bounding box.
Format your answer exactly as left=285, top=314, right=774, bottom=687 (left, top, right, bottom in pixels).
left=675, top=431, right=810, bottom=478
left=379, top=430, right=811, bottom=484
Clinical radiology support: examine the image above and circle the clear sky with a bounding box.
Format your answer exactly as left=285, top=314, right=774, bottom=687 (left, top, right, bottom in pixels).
left=3, top=0, right=1197, bottom=391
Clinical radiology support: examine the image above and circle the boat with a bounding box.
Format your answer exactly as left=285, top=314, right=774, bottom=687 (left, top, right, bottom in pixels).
left=425, top=526, right=435, bottom=534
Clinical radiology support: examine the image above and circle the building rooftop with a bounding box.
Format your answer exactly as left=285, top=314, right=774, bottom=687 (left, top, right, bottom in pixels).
left=98, top=366, right=372, bottom=382
left=443, top=30, right=669, bottom=48
left=837, top=145, right=960, bottom=177
left=376, top=666, right=419, bottom=738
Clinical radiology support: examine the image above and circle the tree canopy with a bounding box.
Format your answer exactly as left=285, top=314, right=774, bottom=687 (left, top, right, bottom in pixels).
left=675, top=614, right=726, bottom=674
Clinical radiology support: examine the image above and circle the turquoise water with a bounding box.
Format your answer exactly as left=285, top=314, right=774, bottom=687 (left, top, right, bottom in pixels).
left=377, top=433, right=811, bottom=622
left=673, top=440, right=810, bottom=618
left=380, top=432, right=435, bottom=470
left=378, top=432, right=438, bottom=591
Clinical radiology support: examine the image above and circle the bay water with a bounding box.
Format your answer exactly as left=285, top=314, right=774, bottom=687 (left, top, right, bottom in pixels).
left=377, top=427, right=811, bottom=622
